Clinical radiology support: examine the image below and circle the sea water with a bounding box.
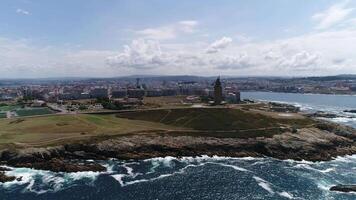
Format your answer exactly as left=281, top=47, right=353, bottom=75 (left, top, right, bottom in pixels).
left=242, top=92, right=356, bottom=128
left=1, top=92, right=355, bottom=200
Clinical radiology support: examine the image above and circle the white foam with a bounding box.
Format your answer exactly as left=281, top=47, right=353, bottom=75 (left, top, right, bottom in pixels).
left=101, top=163, right=115, bottom=174
left=293, top=164, right=335, bottom=174
left=253, top=176, right=275, bottom=194
left=111, top=174, right=126, bottom=186
left=278, top=191, right=294, bottom=199
left=208, top=162, right=250, bottom=172
left=146, top=156, right=177, bottom=167
left=25, top=180, right=48, bottom=194
left=284, top=159, right=314, bottom=165
left=316, top=180, right=332, bottom=191
left=125, top=179, right=150, bottom=186
left=318, top=168, right=335, bottom=173
left=0, top=165, right=106, bottom=194
left=1, top=167, right=48, bottom=187
left=146, top=155, right=261, bottom=164
left=64, top=171, right=101, bottom=181
left=258, top=182, right=275, bottom=194
left=332, top=155, right=356, bottom=163
left=250, top=160, right=270, bottom=166
left=329, top=117, right=356, bottom=123
left=112, top=163, right=205, bottom=187
left=125, top=172, right=178, bottom=186
left=146, top=161, right=160, bottom=174
left=0, top=167, right=61, bottom=194
left=124, top=165, right=134, bottom=176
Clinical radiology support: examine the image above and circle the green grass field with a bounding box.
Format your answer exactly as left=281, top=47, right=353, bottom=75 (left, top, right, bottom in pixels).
left=0, top=107, right=315, bottom=149
left=15, top=107, right=54, bottom=117
left=116, top=108, right=313, bottom=130
left=0, top=105, right=55, bottom=117
left=0, top=113, right=181, bottom=148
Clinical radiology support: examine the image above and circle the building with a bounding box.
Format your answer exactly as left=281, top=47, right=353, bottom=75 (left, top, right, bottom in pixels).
left=162, top=89, right=178, bottom=96
left=226, top=92, right=241, bottom=104
left=214, top=77, right=223, bottom=105
left=236, top=91, right=241, bottom=102
left=111, top=90, right=127, bottom=98
left=31, top=100, right=46, bottom=107
left=146, top=89, right=163, bottom=97
left=127, top=89, right=145, bottom=99
left=90, top=88, right=108, bottom=99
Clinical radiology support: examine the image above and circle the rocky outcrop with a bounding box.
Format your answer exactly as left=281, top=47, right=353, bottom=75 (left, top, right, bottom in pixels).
left=0, top=166, right=15, bottom=183
left=330, top=185, right=356, bottom=193
left=12, top=158, right=106, bottom=173
left=306, top=111, right=340, bottom=118
left=0, top=172, right=15, bottom=183
left=344, top=110, right=356, bottom=113
left=0, top=121, right=354, bottom=183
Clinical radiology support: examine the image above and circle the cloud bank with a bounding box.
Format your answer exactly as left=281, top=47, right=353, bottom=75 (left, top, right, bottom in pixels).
left=2, top=0, right=356, bottom=79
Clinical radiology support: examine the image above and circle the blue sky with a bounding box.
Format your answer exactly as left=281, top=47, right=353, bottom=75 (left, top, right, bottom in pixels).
left=1, top=0, right=356, bottom=78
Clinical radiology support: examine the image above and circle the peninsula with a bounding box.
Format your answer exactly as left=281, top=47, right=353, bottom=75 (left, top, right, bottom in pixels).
left=0, top=102, right=355, bottom=184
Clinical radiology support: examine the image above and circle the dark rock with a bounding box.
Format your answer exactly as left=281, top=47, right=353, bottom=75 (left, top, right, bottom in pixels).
left=330, top=185, right=356, bottom=193
left=344, top=110, right=356, bottom=113
left=0, top=120, right=354, bottom=172
left=308, top=111, right=339, bottom=118
left=0, top=172, right=15, bottom=183
left=0, top=166, right=11, bottom=171
left=13, top=158, right=106, bottom=173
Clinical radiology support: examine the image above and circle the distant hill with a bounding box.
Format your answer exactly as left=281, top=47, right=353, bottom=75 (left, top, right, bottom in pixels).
left=298, top=74, right=356, bottom=82
left=1, top=74, right=356, bottom=86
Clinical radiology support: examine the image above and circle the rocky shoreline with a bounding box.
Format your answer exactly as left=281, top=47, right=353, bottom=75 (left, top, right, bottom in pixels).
left=330, top=185, right=356, bottom=193
left=1, top=120, right=355, bottom=183
left=0, top=115, right=355, bottom=194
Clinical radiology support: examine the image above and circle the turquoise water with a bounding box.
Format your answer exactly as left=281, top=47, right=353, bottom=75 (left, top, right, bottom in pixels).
left=1, top=92, right=355, bottom=200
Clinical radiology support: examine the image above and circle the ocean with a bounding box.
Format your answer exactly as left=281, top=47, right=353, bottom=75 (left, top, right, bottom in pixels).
left=1, top=92, right=355, bottom=200
left=242, top=92, right=356, bottom=128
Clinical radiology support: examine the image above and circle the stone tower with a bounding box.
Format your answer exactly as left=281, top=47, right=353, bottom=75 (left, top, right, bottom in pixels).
left=214, top=77, right=223, bottom=105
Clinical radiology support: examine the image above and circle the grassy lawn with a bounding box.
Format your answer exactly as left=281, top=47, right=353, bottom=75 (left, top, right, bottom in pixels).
left=116, top=108, right=313, bottom=130
left=0, top=105, right=56, bottom=117
left=143, top=96, right=189, bottom=108
left=0, top=114, right=181, bottom=148
left=0, top=107, right=315, bottom=149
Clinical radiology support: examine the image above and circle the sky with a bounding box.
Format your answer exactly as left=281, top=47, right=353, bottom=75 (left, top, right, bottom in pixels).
left=1, top=0, right=356, bottom=78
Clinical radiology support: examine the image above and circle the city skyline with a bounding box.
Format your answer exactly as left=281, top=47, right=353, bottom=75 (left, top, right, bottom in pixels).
left=1, top=0, right=356, bottom=78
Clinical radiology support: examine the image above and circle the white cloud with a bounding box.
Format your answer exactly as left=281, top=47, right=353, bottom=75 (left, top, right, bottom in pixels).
left=206, top=37, right=232, bottom=54
left=106, top=38, right=255, bottom=72
left=107, top=39, right=170, bottom=69
left=135, top=20, right=198, bottom=40
left=178, top=20, right=198, bottom=33
left=0, top=37, right=116, bottom=78
left=102, top=28, right=356, bottom=76
left=2, top=27, right=356, bottom=78
left=16, top=8, right=30, bottom=15
left=312, top=1, right=354, bottom=30
left=277, top=51, right=320, bottom=70
left=211, top=53, right=253, bottom=69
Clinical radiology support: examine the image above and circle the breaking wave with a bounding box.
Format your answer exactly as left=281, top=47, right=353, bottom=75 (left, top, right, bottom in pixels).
left=1, top=155, right=355, bottom=199
left=0, top=163, right=110, bottom=194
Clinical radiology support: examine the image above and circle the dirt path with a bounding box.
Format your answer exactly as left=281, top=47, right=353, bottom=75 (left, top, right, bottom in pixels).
left=6, top=111, right=12, bottom=119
